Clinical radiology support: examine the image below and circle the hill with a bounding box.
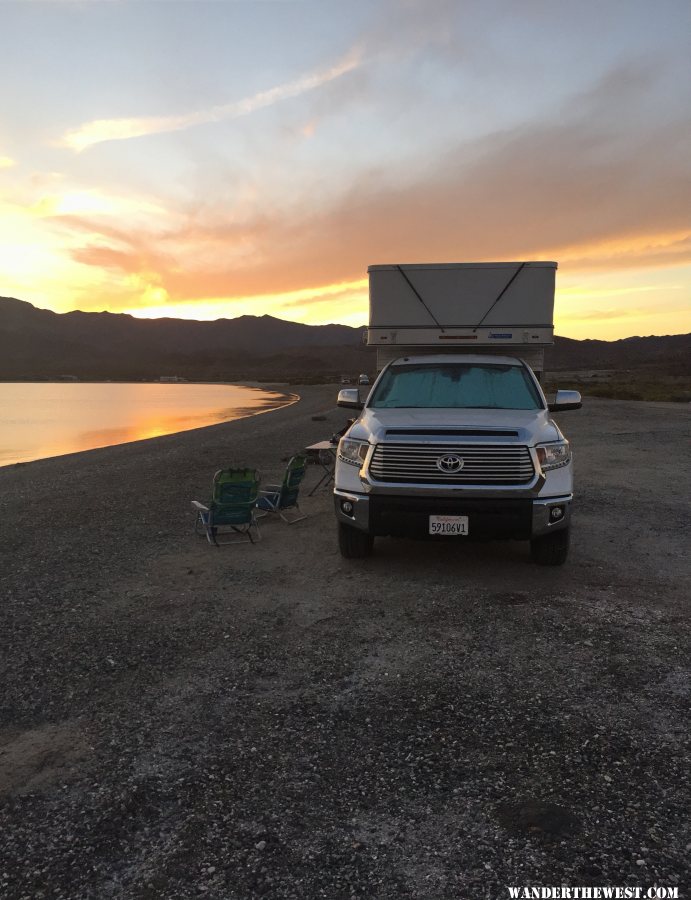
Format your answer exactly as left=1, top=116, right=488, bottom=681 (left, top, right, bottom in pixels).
left=544, top=333, right=691, bottom=374
left=1, top=296, right=689, bottom=382
left=0, top=297, right=370, bottom=382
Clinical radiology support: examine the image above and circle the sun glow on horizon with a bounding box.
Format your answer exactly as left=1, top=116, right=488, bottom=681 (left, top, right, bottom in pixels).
left=121, top=277, right=369, bottom=325
left=12, top=266, right=679, bottom=341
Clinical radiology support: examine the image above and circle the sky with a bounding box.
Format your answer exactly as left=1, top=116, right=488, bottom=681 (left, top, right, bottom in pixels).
left=1, top=0, right=690, bottom=340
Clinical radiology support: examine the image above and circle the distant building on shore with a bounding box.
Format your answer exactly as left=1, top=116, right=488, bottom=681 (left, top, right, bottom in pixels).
left=159, top=376, right=188, bottom=383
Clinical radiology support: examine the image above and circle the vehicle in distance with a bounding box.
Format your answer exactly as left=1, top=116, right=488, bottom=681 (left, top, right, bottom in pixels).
left=358, top=374, right=370, bottom=385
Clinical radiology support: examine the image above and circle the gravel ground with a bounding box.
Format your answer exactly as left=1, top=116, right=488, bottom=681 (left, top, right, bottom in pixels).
left=1, top=387, right=689, bottom=900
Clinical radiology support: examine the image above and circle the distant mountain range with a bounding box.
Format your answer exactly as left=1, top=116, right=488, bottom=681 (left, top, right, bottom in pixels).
left=543, top=332, right=690, bottom=374
left=1, top=296, right=689, bottom=381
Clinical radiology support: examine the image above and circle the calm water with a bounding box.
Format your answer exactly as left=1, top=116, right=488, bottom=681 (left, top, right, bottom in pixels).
left=0, top=382, right=295, bottom=467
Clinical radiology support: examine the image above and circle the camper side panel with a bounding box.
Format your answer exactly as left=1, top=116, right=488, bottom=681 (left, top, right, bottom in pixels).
left=368, top=263, right=556, bottom=328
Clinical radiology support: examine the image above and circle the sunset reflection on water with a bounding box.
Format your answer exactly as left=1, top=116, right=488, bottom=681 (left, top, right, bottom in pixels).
left=0, top=383, right=295, bottom=466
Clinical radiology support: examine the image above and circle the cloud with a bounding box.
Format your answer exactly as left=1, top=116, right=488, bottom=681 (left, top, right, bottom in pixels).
left=54, top=60, right=691, bottom=320
left=58, top=47, right=363, bottom=152
left=28, top=188, right=168, bottom=222
left=274, top=279, right=367, bottom=308
left=551, top=231, right=691, bottom=272
left=0, top=155, right=15, bottom=169
left=564, top=307, right=651, bottom=322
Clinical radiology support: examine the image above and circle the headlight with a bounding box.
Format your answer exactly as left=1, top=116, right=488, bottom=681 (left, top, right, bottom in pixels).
left=536, top=440, right=571, bottom=472
left=338, top=438, right=369, bottom=467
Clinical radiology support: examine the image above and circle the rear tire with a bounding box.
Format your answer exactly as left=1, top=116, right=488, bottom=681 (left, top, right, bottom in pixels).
left=338, top=523, right=374, bottom=559
left=530, top=527, right=570, bottom=566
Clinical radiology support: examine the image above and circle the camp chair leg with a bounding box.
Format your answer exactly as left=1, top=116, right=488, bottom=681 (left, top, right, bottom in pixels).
left=205, top=516, right=261, bottom=546
left=193, top=507, right=219, bottom=545
left=243, top=526, right=253, bottom=544
left=229, top=519, right=261, bottom=543
left=255, top=496, right=278, bottom=520
left=279, top=504, right=307, bottom=524
left=194, top=511, right=206, bottom=536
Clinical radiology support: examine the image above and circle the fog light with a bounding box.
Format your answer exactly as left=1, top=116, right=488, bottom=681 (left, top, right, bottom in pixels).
left=341, top=500, right=354, bottom=515
left=550, top=506, right=564, bottom=521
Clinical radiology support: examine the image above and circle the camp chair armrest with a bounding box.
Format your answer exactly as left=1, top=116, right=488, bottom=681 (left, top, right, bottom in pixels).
left=191, top=500, right=209, bottom=512
left=261, top=485, right=281, bottom=494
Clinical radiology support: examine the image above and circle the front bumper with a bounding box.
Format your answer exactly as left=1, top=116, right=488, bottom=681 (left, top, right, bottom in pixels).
left=334, top=490, right=572, bottom=540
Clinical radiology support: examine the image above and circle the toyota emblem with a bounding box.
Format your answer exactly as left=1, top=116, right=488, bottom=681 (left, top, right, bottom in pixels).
left=436, top=454, right=464, bottom=473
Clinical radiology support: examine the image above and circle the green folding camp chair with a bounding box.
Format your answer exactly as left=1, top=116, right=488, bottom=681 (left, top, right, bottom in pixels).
left=192, top=467, right=261, bottom=546
left=256, top=454, right=307, bottom=524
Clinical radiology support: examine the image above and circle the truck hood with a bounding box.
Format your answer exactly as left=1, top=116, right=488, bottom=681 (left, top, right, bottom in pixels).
left=348, top=407, right=562, bottom=445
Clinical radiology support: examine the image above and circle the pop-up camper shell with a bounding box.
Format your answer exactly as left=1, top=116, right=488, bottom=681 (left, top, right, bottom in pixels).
left=366, top=261, right=556, bottom=378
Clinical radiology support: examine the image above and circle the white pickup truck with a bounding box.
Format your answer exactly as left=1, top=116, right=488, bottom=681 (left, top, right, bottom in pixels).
left=332, top=262, right=581, bottom=565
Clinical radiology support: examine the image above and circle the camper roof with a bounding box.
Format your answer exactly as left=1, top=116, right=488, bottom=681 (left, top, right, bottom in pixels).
left=368, top=261, right=557, bottom=271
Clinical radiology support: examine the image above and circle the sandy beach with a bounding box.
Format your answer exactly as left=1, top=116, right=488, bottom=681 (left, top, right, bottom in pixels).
left=1, top=387, right=689, bottom=899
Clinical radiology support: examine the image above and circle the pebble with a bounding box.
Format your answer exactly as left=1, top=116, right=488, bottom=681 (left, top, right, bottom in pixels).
left=1, top=388, right=688, bottom=898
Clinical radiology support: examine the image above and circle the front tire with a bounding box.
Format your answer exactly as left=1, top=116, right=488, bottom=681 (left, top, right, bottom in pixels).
left=530, top=527, right=570, bottom=566
left=338, top=523, right=374, bottom=559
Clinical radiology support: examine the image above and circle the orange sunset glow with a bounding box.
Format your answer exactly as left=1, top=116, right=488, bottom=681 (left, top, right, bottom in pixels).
left=1, top=2, right=689, bottom=341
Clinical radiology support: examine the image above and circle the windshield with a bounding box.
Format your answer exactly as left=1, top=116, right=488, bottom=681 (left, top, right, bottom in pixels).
left=369, top=363, right=543, bottom=410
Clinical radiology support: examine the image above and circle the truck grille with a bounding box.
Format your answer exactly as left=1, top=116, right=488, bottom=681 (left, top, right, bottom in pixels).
left=368, top=442, right=535, bottom=485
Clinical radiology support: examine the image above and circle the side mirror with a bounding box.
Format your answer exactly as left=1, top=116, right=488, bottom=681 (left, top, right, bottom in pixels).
left=549, top=389, right=582, bottom=412
left=337, top=388, right=363, bottom=410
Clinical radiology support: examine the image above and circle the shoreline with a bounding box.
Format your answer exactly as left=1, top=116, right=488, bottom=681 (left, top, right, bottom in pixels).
left=0, top=381, right=302, bottom=470
left=0, top=382, right=341, bottom=490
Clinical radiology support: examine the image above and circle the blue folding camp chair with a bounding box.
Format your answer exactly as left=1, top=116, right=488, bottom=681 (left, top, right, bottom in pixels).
left=256, top=454, right=307, bottom=524
left=192, top=467, right=261, bottom=545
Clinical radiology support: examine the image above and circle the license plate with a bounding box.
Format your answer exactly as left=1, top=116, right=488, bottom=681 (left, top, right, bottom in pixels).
left=429, top=515, right=469, bottom=536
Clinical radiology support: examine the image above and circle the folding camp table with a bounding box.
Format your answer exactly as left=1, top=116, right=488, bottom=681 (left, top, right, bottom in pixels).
left=305, top=440, right=338, bottom=495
